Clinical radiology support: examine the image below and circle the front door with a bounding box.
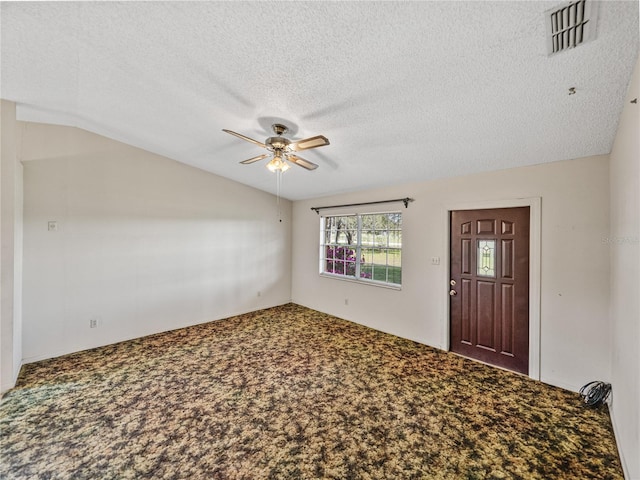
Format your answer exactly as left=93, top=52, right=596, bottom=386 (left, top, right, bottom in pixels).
left=450, top=207, right=530, bottom=374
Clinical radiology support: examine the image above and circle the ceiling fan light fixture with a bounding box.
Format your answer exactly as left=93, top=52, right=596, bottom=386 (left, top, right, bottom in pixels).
left=266, top=154, right=289, bottom=172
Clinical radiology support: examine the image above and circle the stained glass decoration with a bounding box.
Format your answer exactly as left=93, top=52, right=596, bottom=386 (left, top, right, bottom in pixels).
left=477, top=240, right=496, bottom=277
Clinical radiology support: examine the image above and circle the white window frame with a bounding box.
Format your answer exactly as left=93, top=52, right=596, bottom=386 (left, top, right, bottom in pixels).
left=319, top=211, right=402, bottom=289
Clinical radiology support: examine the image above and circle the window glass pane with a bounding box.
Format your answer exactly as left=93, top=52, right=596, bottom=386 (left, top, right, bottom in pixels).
left=368, top=248, right=381, bottom=265
left=330, top=215, right=356, bottom=245
left=388, top=265, right=402, bottom=284
left=324, top=216, right=338, bottom=230
left=324, top=231, right=336, bottom=244
left=385, top=212, right=402, bottom=227
left=336, top=246, right=354, bottom=260
left=477, top=240, right=496, bottom=277
left=360, top=267, right=372, bottom=279
left=388, top=249, right=401, bottom=268
left=361, top=214, right=377, bottom=230
left=389, top=231, right=401, bottom=247
left=325, top=246, right=335, bottom=260
left=361, top=248, right=374, bottom=264
left=326, top=260, right=343, bottom=275
left=343, top=216, right=358, bottom=229
left=345, top=260, right=356, bottom=276
left=361, top=231, right=375, bottom=246
left=338, top=230, right=356, bottom=245
left=375, top=232, right=388, bottom=247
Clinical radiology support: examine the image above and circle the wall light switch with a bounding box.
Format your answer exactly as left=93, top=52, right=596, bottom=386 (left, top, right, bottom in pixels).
left=48, top=221, right=58, bottom=232
left=431, top=256, right=440, bottom=265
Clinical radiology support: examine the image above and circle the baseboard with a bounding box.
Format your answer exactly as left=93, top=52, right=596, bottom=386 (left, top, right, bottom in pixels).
left=0, top=380, right=14, bottom=396
left=1, top=360, right=23, bottom=397
left=609, top=403, right=632, bottom=480
left=538, top=376, right=581, bottom=393
left=13, top=359, right=22, bottom=385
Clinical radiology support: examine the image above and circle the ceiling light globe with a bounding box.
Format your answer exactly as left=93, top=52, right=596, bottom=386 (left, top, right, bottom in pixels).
left=266, top=160, right=278, bottom=172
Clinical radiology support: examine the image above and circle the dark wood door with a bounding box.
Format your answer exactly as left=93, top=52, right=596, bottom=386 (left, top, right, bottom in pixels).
left=450, top=207, right=530, bottom=374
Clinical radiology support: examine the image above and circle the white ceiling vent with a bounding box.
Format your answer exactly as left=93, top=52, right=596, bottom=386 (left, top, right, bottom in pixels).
left=545, top=0, right=599, bottom=55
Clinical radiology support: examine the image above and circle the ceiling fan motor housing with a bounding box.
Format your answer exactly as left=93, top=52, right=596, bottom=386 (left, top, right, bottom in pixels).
left=266, top=124, right=291, bottom=152
left=265, top=136, right=290, bottom=152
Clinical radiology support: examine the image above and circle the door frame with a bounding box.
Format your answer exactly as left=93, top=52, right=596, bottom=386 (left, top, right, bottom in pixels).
left=442, top=197, right=541, bottom=380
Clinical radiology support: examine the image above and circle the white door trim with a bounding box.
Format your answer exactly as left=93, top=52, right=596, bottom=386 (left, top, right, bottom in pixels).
left=442, top=197, right=541, bottom=381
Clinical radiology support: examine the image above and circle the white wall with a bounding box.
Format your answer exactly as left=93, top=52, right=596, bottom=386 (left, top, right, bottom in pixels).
left=609, top=56, right=639, bottom=480
left=292, top=155, right=611, bottom=393
left=21, top=122, right=291, bottom=362
left=0, top=100, right=23, bottom=393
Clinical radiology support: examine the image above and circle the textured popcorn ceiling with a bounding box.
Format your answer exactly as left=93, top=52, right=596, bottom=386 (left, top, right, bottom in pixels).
left=1, top=1, right=638, bottom=200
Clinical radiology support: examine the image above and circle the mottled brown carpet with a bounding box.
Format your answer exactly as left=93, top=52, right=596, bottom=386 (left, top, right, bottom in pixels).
left=0, top=304, right=623, bottom=479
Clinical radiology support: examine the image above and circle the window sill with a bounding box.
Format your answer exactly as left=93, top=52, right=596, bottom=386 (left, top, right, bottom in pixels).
left=319, top=273, right=402, bottom=291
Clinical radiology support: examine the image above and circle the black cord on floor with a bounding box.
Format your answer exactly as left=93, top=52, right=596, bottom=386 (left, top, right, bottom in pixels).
left=579, top=381, right=612, bottom=407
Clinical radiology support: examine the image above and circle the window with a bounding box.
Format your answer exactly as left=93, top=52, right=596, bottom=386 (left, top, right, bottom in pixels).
left=321, top=212, right=402, bottom=287
left=477, top=239, right=496, bottom=277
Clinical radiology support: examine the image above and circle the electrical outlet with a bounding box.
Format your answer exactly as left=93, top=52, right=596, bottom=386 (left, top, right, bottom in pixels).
left=257, top=291, right=261, bottom=297
left=431, top=256, right=441, bottom=265
left=344, top=298, right=349, bottom=306
left=48, top=221, right=58, bottom=232
left=89, top=318, right=98, bottom=328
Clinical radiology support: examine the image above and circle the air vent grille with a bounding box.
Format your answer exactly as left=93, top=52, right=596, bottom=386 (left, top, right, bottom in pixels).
left=546, top=0, right=598, bottom=55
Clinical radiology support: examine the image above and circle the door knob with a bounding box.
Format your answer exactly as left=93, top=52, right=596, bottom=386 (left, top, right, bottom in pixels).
left=449, top=289, right=457, bottom=296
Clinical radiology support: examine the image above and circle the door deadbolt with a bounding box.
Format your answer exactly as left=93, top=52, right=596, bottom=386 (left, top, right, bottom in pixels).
left=450, top=280, right=456, bottom=286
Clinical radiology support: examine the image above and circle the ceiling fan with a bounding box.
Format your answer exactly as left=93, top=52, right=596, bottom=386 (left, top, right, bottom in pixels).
left=223, top=123, right=329, bottom=172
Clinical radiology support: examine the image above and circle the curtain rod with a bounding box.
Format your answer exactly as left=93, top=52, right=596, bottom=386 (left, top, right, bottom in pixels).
left=311, top=197, right=414, bottom=214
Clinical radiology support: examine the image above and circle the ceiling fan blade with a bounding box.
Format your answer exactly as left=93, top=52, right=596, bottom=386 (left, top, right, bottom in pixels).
left=222, top=129, right=266, bottom=148
left=240, top=153, right=270, bottom=165
left=287, top=154, right=319, bottom=170
left=288, top=135, right=330, bottom=152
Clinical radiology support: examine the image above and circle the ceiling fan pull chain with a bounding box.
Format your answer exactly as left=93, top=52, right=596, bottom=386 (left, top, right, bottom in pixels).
left=276, top=169, right=283, bottom=223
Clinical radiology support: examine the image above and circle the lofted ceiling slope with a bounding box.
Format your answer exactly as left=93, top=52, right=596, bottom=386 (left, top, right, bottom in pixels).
left=1, top=1, right=638, bottom=200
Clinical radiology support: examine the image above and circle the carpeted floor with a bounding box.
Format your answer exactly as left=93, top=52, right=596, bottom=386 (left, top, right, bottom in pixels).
left=0, top=303, right=623, bottom=479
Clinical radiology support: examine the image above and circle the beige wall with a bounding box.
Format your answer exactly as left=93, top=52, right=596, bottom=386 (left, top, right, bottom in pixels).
left=20, top=122, right=292, bottom=362
left=292, top=155, right=611, bottom=393
left=609, top=56, right=639, bottom=480
left=1, top=100, right=23, bottom=393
